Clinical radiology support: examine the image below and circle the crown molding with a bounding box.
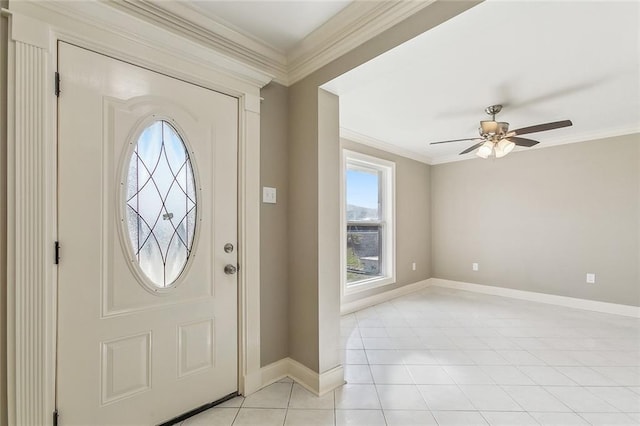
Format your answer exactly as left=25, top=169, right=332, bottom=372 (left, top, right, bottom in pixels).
left=100, top=0, right=434, bottom=87
left=107, top=0, right=288, bottom=84
left=288, top=1, right=434, bottom=85
left=24, top=1, right=274, bottom=89
left=340, top=128, right=434, bottom=165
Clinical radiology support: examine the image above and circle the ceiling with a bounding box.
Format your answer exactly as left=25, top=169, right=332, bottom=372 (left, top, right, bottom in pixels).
left=112, top=0, right=638, bottom=163
left=190, top=1, right=352, bottom=52
left=323, top=0, right=640, bottom=164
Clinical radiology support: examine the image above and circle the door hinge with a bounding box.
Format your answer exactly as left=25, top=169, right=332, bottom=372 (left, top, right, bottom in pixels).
left=54, top=72, right=60, bottom=97
left=53, top=409, right=59, bottom=426
left=54, top=241, right=60, bottom=265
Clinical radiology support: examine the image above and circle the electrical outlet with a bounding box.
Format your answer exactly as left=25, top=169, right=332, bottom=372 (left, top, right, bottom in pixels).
left=412, top=262, right=416, bottom=271
left=472, top=263, right=479, bottom=271
left=586, top=273, right=596, bottom=284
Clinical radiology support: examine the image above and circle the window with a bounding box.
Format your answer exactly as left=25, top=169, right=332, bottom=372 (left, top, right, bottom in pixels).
left=342, top=150, right=395, bottom=294
left=125, top=120, right=197, bottom=289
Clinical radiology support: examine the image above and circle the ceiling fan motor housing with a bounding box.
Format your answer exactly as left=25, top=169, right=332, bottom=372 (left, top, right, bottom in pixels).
left=479, top=121, right=509, bottom=140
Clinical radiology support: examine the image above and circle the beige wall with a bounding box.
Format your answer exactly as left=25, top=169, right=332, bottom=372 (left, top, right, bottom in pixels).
left=431, top=134, right=640, bottom=306
left=341, top=139, right=432, bottom=304
left=259, top=82, right=290, bottom=366
left=287, top=79, right=320, bottom=370
left=286, top=0, right=481, bottom=372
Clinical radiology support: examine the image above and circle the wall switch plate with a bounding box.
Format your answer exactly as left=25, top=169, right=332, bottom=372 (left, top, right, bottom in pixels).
left=262, top=187, right=276, bottom=204
left=586, top=273, right=596, bottom=284
left=472, top=263, right=479, bottom=271
left=412, top=262, right=416, bottom=271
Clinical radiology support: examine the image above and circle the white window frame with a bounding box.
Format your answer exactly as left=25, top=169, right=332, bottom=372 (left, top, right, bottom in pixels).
left=341, top=149, right=396, bottom=297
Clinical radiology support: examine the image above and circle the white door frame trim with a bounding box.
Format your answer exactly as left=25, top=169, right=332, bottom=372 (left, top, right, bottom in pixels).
left=5, top=3, right=269, bottom=424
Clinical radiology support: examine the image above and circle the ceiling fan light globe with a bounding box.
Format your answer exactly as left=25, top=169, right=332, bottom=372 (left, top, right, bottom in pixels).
left=504, top=140, right=516, bottom=155
left=496, top=139, right=515, bottom=157
left=476, top=149, right=490, bottom=159
left=477, top=141, right=493, bottom=158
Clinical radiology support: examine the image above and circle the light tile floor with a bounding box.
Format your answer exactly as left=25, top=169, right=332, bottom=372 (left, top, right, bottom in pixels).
left=183, top=287, right=640, bottom=425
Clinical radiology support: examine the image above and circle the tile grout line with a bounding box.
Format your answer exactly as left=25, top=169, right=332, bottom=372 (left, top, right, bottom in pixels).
left=370, top=354, right=389, bottom=425
left=229, top=396, right=243, bottom=426
left=333, top=383, right=336, bottom=426
left=281, top=380, right=294, bottom=426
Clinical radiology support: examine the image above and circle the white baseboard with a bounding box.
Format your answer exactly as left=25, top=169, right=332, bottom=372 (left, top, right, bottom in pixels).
left=318, top=365, right=346, bottom=396
left=287, top=358, right=321, bottom=394
left=242, top=370, right=265, bottom=395
left=431, top=278, right=640, bottom=318
left=340, top=279, right=432, bottom=315
left=256, top=358, right=345, bottom=397
left=258, top=358, right=290, bottom=389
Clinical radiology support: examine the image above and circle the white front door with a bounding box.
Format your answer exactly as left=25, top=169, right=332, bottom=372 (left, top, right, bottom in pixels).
left=57, top=42, right=239, bottom=424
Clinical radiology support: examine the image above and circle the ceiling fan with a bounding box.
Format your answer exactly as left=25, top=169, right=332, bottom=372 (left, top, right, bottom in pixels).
left=430, top=105, right=572, bottom=158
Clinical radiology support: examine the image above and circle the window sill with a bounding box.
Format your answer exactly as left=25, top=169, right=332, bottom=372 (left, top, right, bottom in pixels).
left=343, top=276, right=395, bottom=297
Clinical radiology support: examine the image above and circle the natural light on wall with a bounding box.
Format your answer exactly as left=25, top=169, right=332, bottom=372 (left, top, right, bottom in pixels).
left=342, top=150, right=396, bottom=295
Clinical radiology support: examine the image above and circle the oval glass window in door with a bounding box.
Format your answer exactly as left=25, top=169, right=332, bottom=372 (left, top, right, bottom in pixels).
left=125, top=120, right=197, bottom=288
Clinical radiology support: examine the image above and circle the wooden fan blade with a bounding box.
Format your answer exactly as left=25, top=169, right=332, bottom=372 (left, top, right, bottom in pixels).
left=508, top=136, right=540, bottom=147
left=459, top=142, right=484, bottom=155
left=430, top=137, right=482, bottom=145
left=510, top=119, right=572, bottom=136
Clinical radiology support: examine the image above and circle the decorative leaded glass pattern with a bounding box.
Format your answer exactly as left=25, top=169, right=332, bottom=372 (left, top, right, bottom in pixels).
left=126, top=120, right=197, bottom=288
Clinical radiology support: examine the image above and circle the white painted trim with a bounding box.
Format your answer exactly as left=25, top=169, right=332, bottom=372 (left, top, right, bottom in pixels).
left=19, top=1, right=272, bottom=89
left=525, top=127, right=640, bottom=151
left=238, top=102, right=263, bottom=396
left=338, top=273, right=639, bottom=320
left=339, top=148, right=347, bottom=303
left=6, top=14, right=57, bottom=425
left=6, top=3, right=265, bottom=422
left=6, top=10, right=49, bottom=48
left=341, top=279, right=432, bottom=315
left=341, top=149, right=396, bottom=299
left=343, top=276, right=396, bottom=297
left=59, top=0, right=433, bottom=86
left=318, top=365, right=346, bottom=396
left=259, top=358, right=290, bottom=389
left=431, top=278, right=640, bottom=318
left=258, top=358, right=345, bottom=397
left=341, top=128, right=433, bottom=165
left=288, top=358, right=325, bottom=395
left=338, top=276, right=640, bottom=318
left=106, top=0, right=288, bottom=84
left=288, top=1, right=435, bottom=85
